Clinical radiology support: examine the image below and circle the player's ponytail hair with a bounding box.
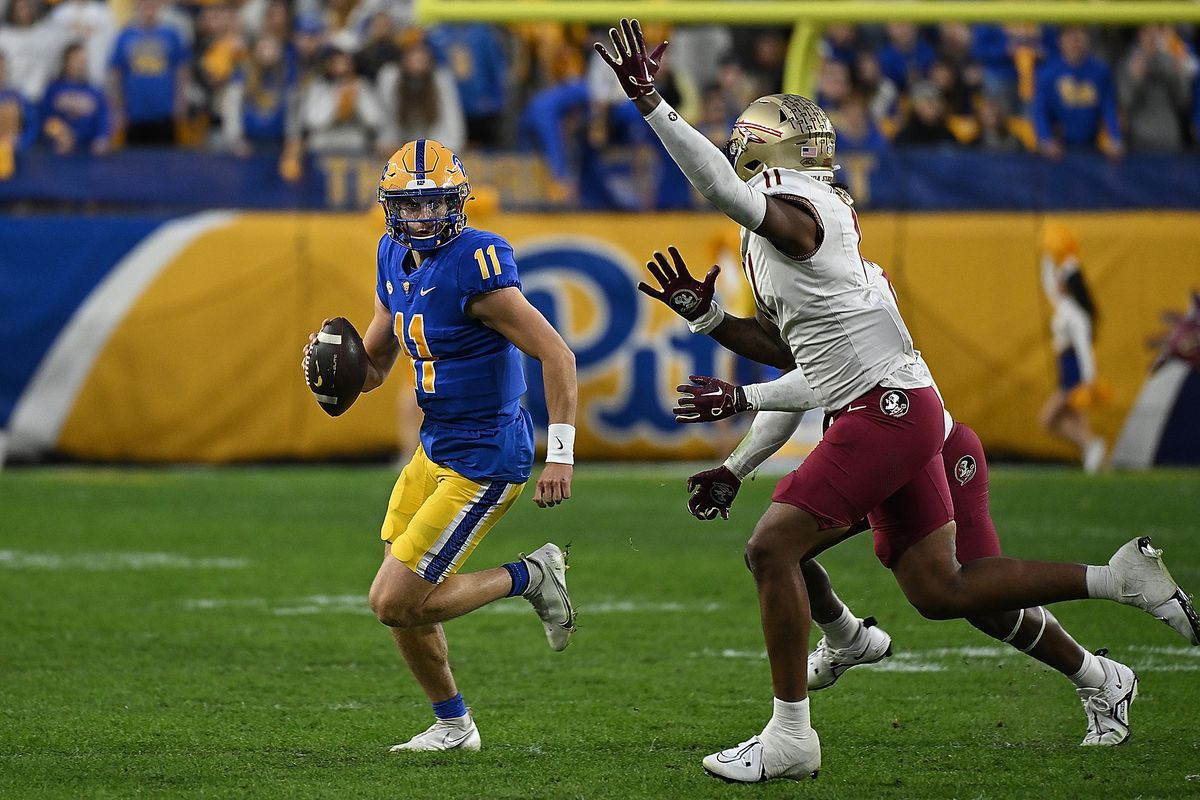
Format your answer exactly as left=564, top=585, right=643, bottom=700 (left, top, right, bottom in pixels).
left=1064, top=268, right=1099, bottom=338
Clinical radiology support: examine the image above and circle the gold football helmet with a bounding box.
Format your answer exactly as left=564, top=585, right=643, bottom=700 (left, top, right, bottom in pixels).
left=379, top=139, right=470, bottom=250
left=724, top=94, right=837, bottom=182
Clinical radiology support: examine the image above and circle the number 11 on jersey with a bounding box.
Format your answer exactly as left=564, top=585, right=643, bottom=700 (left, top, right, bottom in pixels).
left=394, top=312, right=436, bottom=393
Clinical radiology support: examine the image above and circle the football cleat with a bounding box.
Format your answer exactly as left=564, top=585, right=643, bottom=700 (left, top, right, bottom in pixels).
left=1107, top=537, right=1200, bottom=645
left=389, top=711, right=481, bottom=752
left=702, top=731, right=820, bottom=783
left=808, top=616, right=893, bottom=690
left=520, top=543, right=576, bottom=651
left=1078, top=650, right=1138, bottom=746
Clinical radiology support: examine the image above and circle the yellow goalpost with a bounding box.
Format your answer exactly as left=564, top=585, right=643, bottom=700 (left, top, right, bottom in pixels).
left=415, top=1, right=1200, bottom=95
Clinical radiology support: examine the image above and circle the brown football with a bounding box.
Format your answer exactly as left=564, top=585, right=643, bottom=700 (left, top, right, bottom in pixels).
left=305, top=317, right=368, bottom=417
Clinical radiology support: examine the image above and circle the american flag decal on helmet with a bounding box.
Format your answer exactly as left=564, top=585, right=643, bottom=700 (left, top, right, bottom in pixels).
left=801, top=145, right=820, bottom=157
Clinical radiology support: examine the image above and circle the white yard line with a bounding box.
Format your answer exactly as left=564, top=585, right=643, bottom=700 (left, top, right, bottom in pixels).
left=0, top=550, right=248, bottom=570
left=692, top=644, right=1200, bottom=672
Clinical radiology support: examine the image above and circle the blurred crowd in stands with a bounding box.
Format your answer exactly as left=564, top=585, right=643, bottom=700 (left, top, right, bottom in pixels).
left=2, top=0, right=1199, bottom=191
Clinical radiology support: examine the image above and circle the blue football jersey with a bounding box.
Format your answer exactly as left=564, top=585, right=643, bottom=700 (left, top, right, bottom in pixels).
left=377, top=227, right=533, bottom=483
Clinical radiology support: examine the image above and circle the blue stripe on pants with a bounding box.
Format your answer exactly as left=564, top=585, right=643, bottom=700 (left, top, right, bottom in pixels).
left=425, top=481, right=507, bottom=583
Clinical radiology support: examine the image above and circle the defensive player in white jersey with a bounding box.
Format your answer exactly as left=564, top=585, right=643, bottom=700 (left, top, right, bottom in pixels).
left=596, top=19, right=1200, bottom=784
left=651, top=250, right=1143, bottom=748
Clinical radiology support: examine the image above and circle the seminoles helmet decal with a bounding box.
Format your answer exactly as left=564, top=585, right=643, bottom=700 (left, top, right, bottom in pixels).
left=724, top=94, right=837, bottom=182
left=378, top=139, right=471, bottom=251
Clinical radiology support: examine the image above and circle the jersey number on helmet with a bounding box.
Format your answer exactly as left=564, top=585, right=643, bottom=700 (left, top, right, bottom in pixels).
left=395, top=312, right=437, bottom=393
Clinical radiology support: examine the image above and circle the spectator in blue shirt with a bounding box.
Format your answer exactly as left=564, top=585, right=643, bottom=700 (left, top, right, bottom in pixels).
left=108, top=0, right=191, bottom=146
left=41, top=42, right=111, bottom=155
left=427, top=24, right=507, bottom=146
left=877, top=22, right=936, bottom=90
left=821, top=24, right=859, bottom=69
left=971, top=24, right=1050, bottom=110
left=835, top=93, right=889, bottom=158
left=220, top=34, right=297, bottom=156
left=1033, top=26, right=1122, bottom=159
left=517, top=78, right=587, bottom=203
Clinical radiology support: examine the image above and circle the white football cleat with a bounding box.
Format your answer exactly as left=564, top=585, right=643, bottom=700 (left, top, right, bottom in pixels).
left=1108, top=537, right=1200, bottom=645
left=389, top=712, right=481, bottom=752
left=808, top=616, right=893, bottom=690
left=1078, top=650, right=1138, bottom=746
left=702, top=731, right=820, bottom=783
left=521, top=543, right=576, bottom=651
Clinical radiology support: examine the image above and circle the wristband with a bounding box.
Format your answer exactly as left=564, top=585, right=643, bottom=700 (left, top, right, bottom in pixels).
left=686, top=299, right=725, bottom=335
left=546, top=423, right=576, bottom=465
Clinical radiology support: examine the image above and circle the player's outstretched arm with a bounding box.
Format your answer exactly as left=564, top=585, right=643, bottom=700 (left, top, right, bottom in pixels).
left=640, top=247, right=793, bottom=369
left=595, top=18, right=819, bottom=258
left=468, top=287, right=577, bottom=508
left=674, top=369, right=819, bottom=423
left=361, top=295, right=401, bottom=392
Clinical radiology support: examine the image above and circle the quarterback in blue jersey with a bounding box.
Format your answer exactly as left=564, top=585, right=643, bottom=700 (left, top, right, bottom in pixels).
left=305, top=139, right=578, bottom=753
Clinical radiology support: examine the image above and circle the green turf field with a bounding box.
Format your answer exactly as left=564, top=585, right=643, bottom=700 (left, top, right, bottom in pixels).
left=2, top=465, right=1199, bottom=799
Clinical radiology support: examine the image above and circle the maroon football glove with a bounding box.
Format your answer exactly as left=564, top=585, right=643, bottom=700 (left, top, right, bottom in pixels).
left=675, top=375, right=750, bottom=423
left=593, top=18, right=669, bottom=101
left=638, top=246, right=720, bottom=322
left=686, top=465, right=741, bottom=520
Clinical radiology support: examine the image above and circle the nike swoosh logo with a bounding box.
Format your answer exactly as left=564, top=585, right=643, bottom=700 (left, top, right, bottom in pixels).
left=701, top=390, right=725, bottom=397
left=846, top=404, right=867, bottom=412
left=420, top=287, right=436, bottom=296
left=554, top=436, right=564, bottom=450
left=314, top=373, right=323, bottom=387
left=443, top=729, right=475, bottom=748
left=715, top=741, right=759, bottom=763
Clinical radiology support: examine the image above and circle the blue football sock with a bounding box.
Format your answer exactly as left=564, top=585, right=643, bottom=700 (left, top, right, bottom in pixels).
left=503, top=560, right=530, bottom=597
left=432, top=692, right=467, bottom=720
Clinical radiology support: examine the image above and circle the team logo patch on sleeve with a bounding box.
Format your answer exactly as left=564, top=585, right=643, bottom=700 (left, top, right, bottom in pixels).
left=880, top=389, right=910, bottom=418
left=954, top=454, right=977, bottom=485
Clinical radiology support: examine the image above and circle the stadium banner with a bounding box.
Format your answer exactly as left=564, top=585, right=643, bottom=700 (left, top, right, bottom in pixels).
left=2, top=149, right=1199, bottom=212
left=2, top=209, right=1197, bottom=464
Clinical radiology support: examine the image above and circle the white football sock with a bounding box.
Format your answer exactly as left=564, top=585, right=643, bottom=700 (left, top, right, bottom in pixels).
left=1069, top=650, right=1106, bottom=690
left=816, top=604, right=861, bottom=651
left=1085, top=565, right=1120, bottom=601
left=762, top=697, right=812, bottom=742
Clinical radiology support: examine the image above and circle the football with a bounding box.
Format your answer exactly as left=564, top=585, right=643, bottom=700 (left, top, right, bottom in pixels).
left=305, top=317, right=368, bottom=417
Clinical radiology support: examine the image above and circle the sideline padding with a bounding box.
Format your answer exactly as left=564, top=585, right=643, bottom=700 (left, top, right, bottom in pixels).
left=6, top=209, right=1198, bottom=463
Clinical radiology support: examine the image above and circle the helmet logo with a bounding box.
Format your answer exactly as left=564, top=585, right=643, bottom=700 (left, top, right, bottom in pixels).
left=733, top=120, right=780, bottom=144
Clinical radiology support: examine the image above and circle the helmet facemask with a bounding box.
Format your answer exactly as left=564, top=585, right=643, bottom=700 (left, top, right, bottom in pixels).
left=380, top=184, right=469, bottom=251
left=378, top=139, right=471, bottom=251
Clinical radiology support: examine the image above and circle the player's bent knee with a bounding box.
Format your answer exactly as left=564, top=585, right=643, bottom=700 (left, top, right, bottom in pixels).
left=744, top=529, right=795, bottom=573
left=900, top=580, right=965, bottom=620
left=369, top=587, right=424, bottom=628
